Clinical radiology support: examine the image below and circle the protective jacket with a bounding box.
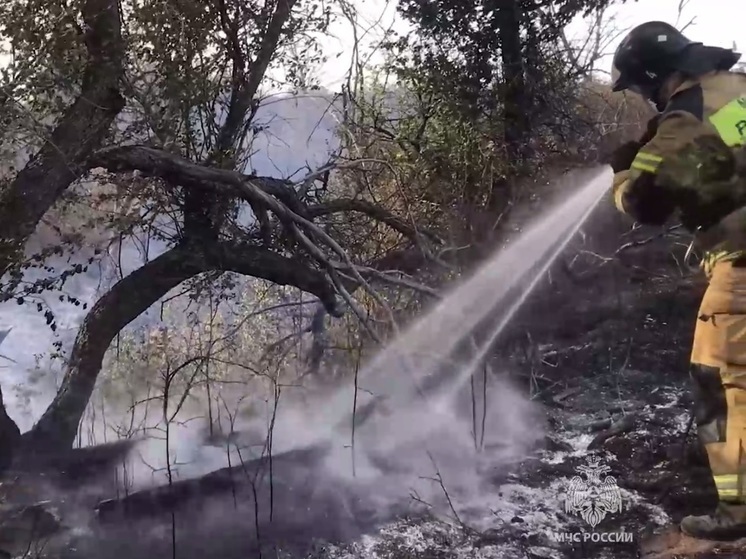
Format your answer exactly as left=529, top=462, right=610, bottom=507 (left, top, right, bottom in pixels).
left=613, top=70, right=746, bottom=273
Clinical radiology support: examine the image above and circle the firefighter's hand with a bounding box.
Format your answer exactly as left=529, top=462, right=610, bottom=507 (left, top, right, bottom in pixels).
left=614, top=172, right=676, bottom=226
left=605, top=140, right=642, bottom=173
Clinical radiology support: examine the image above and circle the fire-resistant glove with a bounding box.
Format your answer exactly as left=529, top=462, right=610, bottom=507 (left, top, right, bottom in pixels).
left=612, top=170, right=630, bottom=212
left=694, top=204, right=746, bottom=255
left=613, top=170, right=677, bottom=226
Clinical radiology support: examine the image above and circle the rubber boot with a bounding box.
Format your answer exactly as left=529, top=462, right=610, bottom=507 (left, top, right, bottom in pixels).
left=680, top=503, right=746, bottom=540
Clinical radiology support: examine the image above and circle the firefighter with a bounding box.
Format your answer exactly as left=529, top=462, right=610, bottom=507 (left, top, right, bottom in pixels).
left=608, top=20, right=746, bottom=540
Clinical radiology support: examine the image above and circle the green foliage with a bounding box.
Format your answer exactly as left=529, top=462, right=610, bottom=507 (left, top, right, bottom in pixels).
left=386, top=0, right=631, bottom=142
left=0, top=0, right=333, bottom=158
left=363, top=0, right=639, bottom=232
left=0, top=0, right=335, bottom=332
left=0, top=0, right=653, bottom=445
left=121, top=0, right=332, bottom=158
left=0, top=0, right=87, bottom=101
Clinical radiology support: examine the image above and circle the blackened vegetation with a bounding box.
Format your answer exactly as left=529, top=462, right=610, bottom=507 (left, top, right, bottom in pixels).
left=0, top=0, right=720, bottom=557
left=0, top=0, right=641, bottom=476
left=93, top=445, right=330, bottom=524
left=66, top=444, right=407, bottom=559
left=0, top=218, right=719, bottom=559
left=15, top=439, right=139, bottom=485
left=0, top=0, right=434, bottom=468
left=0, top=215, right=722, bottom=559
left=484, top=208, right=727, bottom=557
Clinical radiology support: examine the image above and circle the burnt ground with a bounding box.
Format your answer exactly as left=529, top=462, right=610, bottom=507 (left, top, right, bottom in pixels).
left=3, top=212, right=745, bottom=558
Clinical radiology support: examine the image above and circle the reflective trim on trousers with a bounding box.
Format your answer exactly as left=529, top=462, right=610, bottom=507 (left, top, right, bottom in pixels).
left=715, top=474, right=746, bottom=502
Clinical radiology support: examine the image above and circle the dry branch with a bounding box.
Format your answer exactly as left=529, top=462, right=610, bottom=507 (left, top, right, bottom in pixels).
left=89, top=145, right=310, bottom=217
left=91, top=145, right=430, bottom=244
left=587, top=412, right=639, bottom=450
left=16, top=140, right=432, bottom=451
left=90, top=144, right=417, bottom=321
left=614, top=224, right=683, bottom=255
left=308, top=197, right=440, bottom=243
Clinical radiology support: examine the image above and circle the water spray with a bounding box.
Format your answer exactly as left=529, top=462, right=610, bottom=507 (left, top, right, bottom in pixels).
left=431, top=166, right=613, bottom=403
left=255, top=166, right=614, bottom=474
left=332, top=166, right=613, bottom=434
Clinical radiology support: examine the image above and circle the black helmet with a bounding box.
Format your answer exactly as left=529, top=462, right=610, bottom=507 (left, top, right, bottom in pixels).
left=612, top=21, right=697, bottom=102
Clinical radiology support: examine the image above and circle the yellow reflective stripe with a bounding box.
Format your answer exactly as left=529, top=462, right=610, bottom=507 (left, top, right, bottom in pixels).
left=701, top=250, right=746, bottom=276
left=634, top=152, right=664, bottom=163
left=708, top=95, right=746, bottom=147
left=714, top=474, right=740, bottom=486
left=631, top=151, right=663, bottom=174
left=631, top=161, right=658, bottom=173
left=713, top=474, right=746, bottom=500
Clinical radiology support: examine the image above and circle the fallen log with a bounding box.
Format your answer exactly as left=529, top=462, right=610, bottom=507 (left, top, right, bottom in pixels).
left=13, top=438, right=138, bottom=487
left=94, top=444, right=330, bottom=523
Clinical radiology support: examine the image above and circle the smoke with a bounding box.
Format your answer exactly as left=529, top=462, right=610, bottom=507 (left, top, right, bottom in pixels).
left=105, top=168, right=607, bottom=520
left=211, top=167, right=608, bottom=524
left=71, top=366, right=545, bottom=559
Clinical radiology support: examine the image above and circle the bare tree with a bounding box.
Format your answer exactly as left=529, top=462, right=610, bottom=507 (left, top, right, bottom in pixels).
left=674, top=0, right=697, bottom=33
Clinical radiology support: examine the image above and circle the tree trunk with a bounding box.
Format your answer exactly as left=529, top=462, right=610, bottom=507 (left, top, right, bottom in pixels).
left=0, top=0, right=125, bottom=278
left=184, top=0, right=300, bottom=242
left=489, top=0, right=531, bottom=212
left=0, top=385, right=20, bottom=476
left=498, top=0, right=531, bottom=165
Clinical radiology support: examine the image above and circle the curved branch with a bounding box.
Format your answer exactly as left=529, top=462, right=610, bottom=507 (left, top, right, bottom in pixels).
left=89, top=146, right=440, bottom=246
left=307, top=198, right=441, bottom=243
left=23, top=240, right=341, bottom=451
left=0, top=0, right=126, bottom=277
left=89, top=145, right=310, bottom=217
left=89, top=144, right=411, bottom=328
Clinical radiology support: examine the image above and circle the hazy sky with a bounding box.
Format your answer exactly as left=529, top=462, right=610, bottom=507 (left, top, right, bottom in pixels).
left=315, top=0, right=746, bottom=89
left=598, top=0, right=743, bottom=50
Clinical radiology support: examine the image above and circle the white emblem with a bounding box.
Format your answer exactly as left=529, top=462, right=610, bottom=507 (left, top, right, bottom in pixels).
left=564, top=457, right=623, bottom=527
